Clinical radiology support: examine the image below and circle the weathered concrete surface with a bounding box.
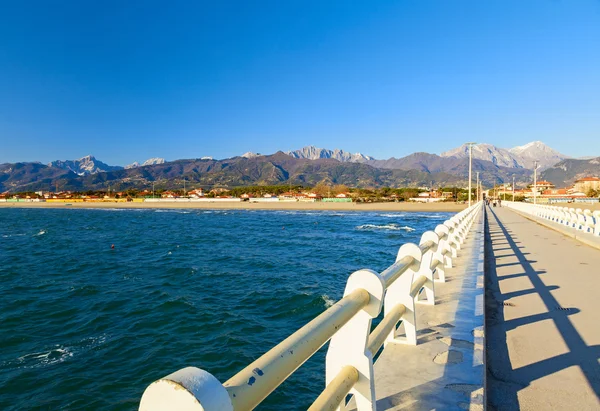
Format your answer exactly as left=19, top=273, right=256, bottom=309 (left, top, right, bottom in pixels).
left=485, top=206, right=600, bottom=411
left=371, top=208, right=486, bottom=410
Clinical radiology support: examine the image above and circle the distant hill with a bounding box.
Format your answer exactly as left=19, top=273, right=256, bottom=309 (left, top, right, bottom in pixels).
left=0, top=162, right=78, bottom=192
left=541, top=157, right=600, bottom=187
left=365, top=152, right=531, bottom=184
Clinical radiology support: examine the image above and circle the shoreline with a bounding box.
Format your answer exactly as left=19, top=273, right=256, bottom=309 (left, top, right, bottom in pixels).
left=0, top=201, right=468, bottom=212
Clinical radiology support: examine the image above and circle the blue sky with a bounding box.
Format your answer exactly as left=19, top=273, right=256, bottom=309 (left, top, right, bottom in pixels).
left=1, top=0, right=599, bottom=165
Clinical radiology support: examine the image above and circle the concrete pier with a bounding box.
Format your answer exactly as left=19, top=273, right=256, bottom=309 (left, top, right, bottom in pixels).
left=485, top=206, right=600, bottom=410
left=372, top=206, right=486, bottom=410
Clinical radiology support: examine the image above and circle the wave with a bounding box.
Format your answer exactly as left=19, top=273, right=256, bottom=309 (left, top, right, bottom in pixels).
left=154, top=209, right=190, bottom=214
left=356, top=224, right=415, bottom=232
left=412, top=213, right=450, bottom=219
left=6, top=334, right=109, bottom=370
left=321, top=295, right=335, bottom=308
left=14, top=346, right=73, bottom=368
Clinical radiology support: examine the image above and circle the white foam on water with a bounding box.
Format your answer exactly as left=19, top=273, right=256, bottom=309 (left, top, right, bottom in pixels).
left=321, top=295, right=335, bottom=308
left=356, top=224, right=415, bottom=232
left=15, top=346, right=73, bottom=368
left=8, top=334, right=109, bottom=370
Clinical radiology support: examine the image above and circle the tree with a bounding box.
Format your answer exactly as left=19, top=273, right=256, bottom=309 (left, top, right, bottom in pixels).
left=312, top=182, right=330, bottom=196
left=402, top=189, right=418, bottom=201
left=332, top=184, right=349, bottom=195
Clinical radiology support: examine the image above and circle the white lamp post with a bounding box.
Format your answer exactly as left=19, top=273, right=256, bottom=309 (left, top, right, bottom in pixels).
left=476, top=171, right=479, bottom=202
left=466, top=142, right=477, bottom=207
left=533, top=160, right=539, bottom=205
left=512, top=176, right=515, bottom=202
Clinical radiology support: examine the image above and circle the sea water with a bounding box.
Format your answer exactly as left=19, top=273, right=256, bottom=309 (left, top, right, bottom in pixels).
left=0, top=208, right=453, bottom=410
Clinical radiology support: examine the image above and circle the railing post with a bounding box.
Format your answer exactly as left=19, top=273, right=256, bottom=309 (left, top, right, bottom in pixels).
left=416, top=231, right=438, bottom=304
left=560, top=208, right=569, bottom=225
left=325, top=269, right=385, bottom=411
left=139, top=367, right=233, bottom=411
left=568, top=209, right=578, bottom=227
left=576, top=208, right=586, bottom=231
left=383, top=243, right=421, bottom=346
left=444, top=220, right=459, bottom=257
left=453, top=215, right=467, bottom=245
left=434, top=224, right=452, bottom=270
left=583, top=209, right=594, bottom=233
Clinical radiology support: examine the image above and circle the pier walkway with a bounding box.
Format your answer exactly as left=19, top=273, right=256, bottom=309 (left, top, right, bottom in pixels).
left=372, top=209, right=485, bottom=410
left=485, top=206, right=600, bottom=410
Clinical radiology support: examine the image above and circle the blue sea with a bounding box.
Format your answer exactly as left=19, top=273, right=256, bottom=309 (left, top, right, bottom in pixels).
left=0, top=208, right=453, bottom=410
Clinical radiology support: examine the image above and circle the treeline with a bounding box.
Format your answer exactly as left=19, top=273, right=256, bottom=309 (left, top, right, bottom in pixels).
left=7, top=184, right=476, bottom=201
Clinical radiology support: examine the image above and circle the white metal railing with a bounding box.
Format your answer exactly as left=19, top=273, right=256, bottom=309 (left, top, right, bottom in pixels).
left=503, top=201, right=600, bottom=237
left=139, top=201, right=484, bottom=411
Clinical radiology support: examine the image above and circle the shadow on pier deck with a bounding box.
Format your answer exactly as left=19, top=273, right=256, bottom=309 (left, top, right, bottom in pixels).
left=484, top=206, right=600, bottom=410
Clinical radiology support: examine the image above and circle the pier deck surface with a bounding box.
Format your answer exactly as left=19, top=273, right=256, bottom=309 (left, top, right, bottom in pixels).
left=485, top=206, right=600, bottom=410
left=372, top=208, right=485, bottom=410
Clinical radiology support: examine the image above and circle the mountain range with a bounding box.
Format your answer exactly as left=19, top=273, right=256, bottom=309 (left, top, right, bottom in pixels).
left=0, top=153, right=463, bottom=192
left=1, top=142, right=597, bottom=193
left=288, top=142, right=569, bottom=171
left=285, top=146, right=375, bottom=162
left=47, top=155, right=166, bottom=176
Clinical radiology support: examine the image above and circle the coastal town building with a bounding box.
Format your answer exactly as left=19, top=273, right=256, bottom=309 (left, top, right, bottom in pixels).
left=529, top=180, right=555, bottom=196
left=573, top=176, right=600, bottom=193
left=188, top=188, right=204, bottom=198
left=209, top=188, right=230, bottom=196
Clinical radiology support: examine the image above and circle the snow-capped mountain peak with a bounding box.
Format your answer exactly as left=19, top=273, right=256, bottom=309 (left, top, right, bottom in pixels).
left=285, top=146, right=374, bottom=162
left=125, top=158, right=165, bottom=169
left=509, top=140, right=544, bottom=154
left=48, top=155, right=123, bottom=175
left=441, top=141, right=569, bottom=170
left=241, top=152, right=260, bottom=158
left=508, top=141, right=569, bottom=169
left=441, top=143, right=522, bottom=168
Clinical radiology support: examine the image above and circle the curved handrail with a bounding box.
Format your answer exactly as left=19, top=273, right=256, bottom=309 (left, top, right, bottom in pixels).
left=223, top=288, right=370, bottom=411
left=308, top=365, right=359, bottom=411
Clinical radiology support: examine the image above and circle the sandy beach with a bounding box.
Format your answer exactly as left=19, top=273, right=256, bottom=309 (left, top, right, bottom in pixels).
left=0, top=200, right=469, bottom=212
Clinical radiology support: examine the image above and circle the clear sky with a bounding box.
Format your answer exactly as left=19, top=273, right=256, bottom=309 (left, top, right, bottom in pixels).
left=1, top=0, right=599, bottom=165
